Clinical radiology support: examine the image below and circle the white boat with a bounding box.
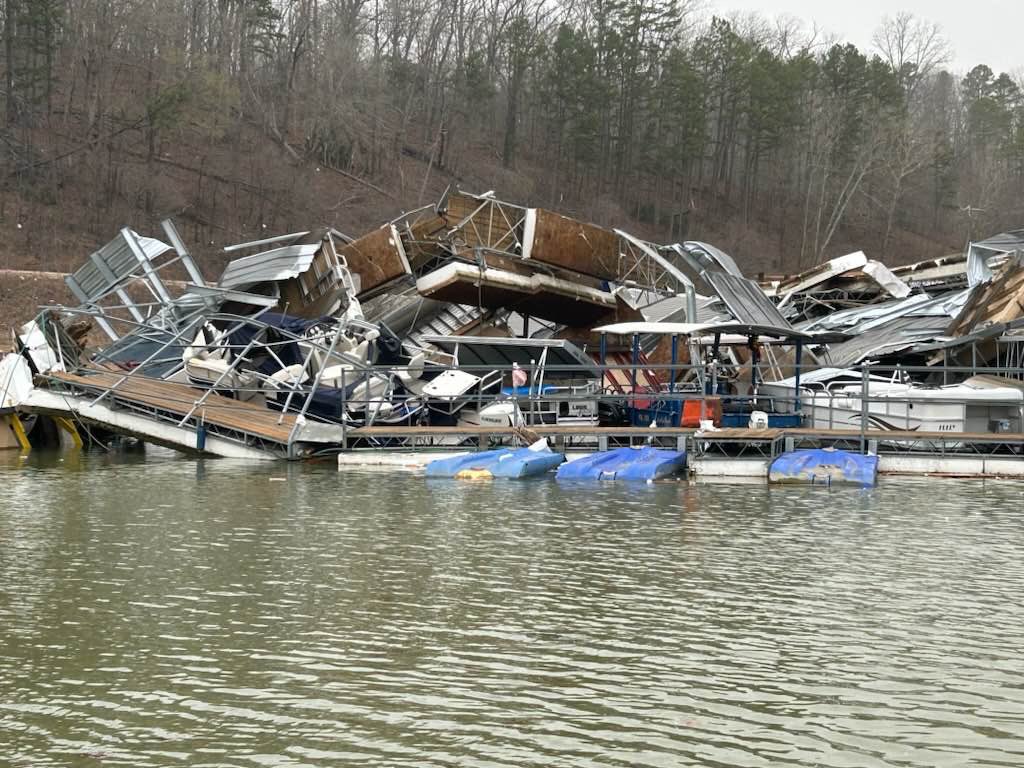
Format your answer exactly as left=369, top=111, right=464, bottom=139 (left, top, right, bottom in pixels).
left=421, top=368, right=503, bottom=419
left=762, top=369, right=1024, bottom=433
left=419, top=336, right=602, bottom=427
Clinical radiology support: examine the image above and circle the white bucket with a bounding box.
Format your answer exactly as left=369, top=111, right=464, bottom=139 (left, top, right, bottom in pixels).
left=749, top=410, right=769, bottom=430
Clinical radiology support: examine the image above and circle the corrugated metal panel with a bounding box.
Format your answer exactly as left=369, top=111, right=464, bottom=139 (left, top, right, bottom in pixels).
left=639, top=293, right=724, bottom=324
left=826, top=316, right=948, bottom=367
left=218, top=244, right=321, bottom=289
left=420, top=335, right=601, bottom=375
left=802, top=290, right=969, bottom=334
left=70, top=232, right=172, bottom=298
left=703, top=271, right=792, bottom=328
left=677, top=241, right=743, bottom=277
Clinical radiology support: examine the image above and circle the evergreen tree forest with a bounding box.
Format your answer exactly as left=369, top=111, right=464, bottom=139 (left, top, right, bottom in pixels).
left=2, top=0, right=1023, bottom=275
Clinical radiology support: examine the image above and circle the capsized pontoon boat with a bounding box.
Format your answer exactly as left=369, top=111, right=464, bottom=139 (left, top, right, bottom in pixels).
left=769, top=448, right=878, bottom=486
left=424, top=439, right=564, bottom=479
left=556, top=446, right=686, bottom=481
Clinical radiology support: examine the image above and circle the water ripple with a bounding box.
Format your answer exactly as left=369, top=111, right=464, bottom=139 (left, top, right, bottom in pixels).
left=0, top=452, right=1022, bottom=766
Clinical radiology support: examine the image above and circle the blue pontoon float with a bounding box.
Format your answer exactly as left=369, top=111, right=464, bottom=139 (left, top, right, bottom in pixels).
left=425, top=441, right=565, bottom=479
left=556, top=446, right=686, bottom=482
left=768, top=448, right=878, bottom=487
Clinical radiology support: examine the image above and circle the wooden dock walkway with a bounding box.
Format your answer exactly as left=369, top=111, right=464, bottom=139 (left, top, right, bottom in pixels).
left=32, top=369, right=346, bottom=457
left=49, top=369, right=296, bottom=442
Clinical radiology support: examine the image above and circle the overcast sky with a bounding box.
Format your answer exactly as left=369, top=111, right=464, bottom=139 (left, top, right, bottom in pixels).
left=711, top=0, right=1021, bottom=76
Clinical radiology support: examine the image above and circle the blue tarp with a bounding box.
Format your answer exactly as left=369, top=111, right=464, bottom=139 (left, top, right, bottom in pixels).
left=425, top=445, right=565, bottom=479
left=556, top=446, right=686, bottom=482
left=500, top=385, right=557, bottom=397
left=768, top=448, right=878, bottom=487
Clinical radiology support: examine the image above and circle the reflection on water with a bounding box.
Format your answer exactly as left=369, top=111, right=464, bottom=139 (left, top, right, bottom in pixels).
left=1, top=449, right=1023, bottom=766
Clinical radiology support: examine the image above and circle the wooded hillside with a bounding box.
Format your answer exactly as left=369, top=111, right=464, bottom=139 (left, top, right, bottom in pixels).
left=2, top=1, right=1023, bottom=279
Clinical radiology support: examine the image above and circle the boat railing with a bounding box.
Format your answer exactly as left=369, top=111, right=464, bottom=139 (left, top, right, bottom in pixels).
left=26, top=313, right=1024, bottom=453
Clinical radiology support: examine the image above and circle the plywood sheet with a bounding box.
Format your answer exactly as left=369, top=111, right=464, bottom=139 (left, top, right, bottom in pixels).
left=338, top=225, right=411, bottom=297
left=528, top=209, right=620, bottom=280
left=947, top=262, right=1024, bottom=336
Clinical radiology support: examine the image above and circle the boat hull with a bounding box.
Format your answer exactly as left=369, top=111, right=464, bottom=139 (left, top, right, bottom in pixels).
left=769, top=448, right=878, bottom=486
left=425, top=446, right=565, bottom=479
left=556, top=446, right=686, bottom=482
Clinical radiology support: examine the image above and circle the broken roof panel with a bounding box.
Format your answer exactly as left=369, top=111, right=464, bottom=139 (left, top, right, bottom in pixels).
left=861, top=261, right=911, bottom=299
left=527, top=208, right=620, bottom=279
left=420, top=335, right=601, bottom=375
left=593, top=321, right=842, bottom=343
left=824, top=315, right=949, bottom=367
left=891, top=254, right=967, bottom=290
left=773, top=251, right=869, bottom=300
left=946, top=258, right=1024, bottom=337
left=702, top=271, right=792, bottom=329
left=66, top=230, right=173, bottom=301
left=674, top=241, right=743, bottom=278
left=966, top=230, right=1024, bottom=286
left=218, top=243, right=321, bottom=290
left=336, top=224, right=412, bottom=298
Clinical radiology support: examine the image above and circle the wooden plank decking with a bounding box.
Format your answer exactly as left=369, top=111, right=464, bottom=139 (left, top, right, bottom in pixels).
left=46, top=369, right=299, bottom=444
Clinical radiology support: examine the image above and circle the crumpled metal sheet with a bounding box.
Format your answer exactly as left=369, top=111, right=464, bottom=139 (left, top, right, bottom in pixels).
left=703, top=270, right=792, bottom=329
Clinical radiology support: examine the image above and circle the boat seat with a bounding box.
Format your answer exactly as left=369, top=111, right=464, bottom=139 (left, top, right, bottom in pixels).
left=185, top=357, right=259, bottom=400
left=318, top=363, right=359, bottom=388
left=346, top=375, right=390, bottom=411
left=264, top=364, right=309, bottom=390
left=398, top=353, right=426, bottom=381
left=182, top=324, right=228, bottom=364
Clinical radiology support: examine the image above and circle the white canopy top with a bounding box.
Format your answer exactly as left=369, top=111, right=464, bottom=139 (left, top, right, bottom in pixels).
left=592, top=321, right=836, bottom=342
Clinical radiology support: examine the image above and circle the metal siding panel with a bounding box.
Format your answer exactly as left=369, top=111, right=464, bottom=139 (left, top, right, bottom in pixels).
left=703, top=271, right=791, bottom=328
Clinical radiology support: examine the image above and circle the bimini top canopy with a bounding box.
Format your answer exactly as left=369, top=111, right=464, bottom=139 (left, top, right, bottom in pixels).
left=592, top=321, right=846, bottom=344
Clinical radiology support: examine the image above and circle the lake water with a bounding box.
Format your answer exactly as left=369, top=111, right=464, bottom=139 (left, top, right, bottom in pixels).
left=1, top=448, right=1023, bottom=767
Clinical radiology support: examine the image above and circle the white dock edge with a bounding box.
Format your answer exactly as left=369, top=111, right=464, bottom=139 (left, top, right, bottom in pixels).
left=878, top=455, right=1024, bottom=478
left=689, top=458, right=769, bottom=479
left=23, top=389, right=272, bottom=460
left=338, top=451, right=465, bottom=471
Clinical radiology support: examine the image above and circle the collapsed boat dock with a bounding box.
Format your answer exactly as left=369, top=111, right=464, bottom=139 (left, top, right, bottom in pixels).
left=5, top=189, right=1024, bottom=481
left=27, top=367, right=347, bottom=459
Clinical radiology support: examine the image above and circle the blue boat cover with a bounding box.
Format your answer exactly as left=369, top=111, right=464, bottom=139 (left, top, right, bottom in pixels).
left=768, top=448, right=878, bottom=487
left=226, top=313, right=321, bottom=375
left=500, top=385, right=557, bottom=397
left=556, top=446, right=686, bottom=482
left=425, top=445, right=564, bottom=478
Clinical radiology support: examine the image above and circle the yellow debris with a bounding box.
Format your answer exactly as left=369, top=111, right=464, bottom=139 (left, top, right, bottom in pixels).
left=454, top=468, right=494, bottom=481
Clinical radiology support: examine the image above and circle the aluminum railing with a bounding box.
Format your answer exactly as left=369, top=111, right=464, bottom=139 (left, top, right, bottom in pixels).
left=22, top=307, right=1024, bottom=454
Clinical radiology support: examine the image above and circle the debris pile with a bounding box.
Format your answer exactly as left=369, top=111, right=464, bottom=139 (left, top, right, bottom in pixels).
left=3, top=188, right=1024, bottom=458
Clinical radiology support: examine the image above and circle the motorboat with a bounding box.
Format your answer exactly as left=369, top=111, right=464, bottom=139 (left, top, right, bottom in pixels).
left=761, top=369, right=1024, bottom=433
left=421, top=368, right=503, bottom=421
left=419, top=336, right=602, bottom=427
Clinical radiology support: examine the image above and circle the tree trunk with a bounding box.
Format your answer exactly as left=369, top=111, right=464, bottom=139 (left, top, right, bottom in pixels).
left=4, top=0, right=17, bottom=125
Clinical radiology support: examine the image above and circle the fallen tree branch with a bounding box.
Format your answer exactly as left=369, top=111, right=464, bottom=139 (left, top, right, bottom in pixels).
left=318, top=160, right=396, bottom=200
